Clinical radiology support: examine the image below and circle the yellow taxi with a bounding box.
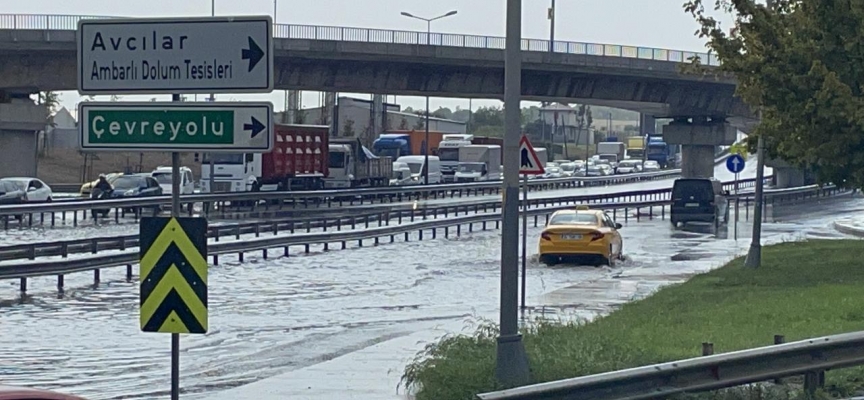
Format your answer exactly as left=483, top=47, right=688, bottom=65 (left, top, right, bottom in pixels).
left=538, top=206, right=624, bottom=266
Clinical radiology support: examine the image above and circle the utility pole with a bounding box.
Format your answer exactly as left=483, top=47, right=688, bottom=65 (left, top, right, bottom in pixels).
left=548, top=0, right=556, bottom=52
left=400, top=10, right=458, bottom=184
left=496, top=0, right=531, bottom=387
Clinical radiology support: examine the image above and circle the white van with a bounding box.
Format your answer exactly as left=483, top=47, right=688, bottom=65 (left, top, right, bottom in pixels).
left=395, top=155, right=442, bottom=184
left=151, top=166, right=195, bottom=195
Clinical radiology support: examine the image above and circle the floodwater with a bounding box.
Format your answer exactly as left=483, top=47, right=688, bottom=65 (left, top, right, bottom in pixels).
left=0, top=189, right=857, bottom=399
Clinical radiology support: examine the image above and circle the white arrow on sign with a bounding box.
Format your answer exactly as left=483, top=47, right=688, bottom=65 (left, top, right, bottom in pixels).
left=77, top=16, right=273, bottom=94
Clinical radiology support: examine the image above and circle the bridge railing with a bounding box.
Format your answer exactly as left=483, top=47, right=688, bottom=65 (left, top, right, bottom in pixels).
left=0, top=13, right=720, bottom=66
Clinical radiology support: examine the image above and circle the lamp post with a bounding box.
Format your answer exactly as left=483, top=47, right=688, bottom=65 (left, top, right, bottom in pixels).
left=400, top=10, right=458, bottom=185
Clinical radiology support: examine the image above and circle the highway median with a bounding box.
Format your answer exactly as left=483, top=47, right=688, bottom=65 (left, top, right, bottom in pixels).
left=401, top=239, right=864, bottom=400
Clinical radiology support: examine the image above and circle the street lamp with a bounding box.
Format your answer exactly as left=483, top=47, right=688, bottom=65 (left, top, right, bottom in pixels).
left=401, top=10, right=458, bottom=185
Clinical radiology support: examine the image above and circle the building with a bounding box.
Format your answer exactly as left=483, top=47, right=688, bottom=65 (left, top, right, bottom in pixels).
left=41, top=107, right=78, bottom=152
left=537, top=103, right=594, bottom=147
left=275, top=96, right=467, bottom=146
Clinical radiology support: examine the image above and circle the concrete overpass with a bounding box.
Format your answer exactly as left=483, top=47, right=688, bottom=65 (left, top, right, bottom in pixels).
left=0, top=13, right=754, bottom=179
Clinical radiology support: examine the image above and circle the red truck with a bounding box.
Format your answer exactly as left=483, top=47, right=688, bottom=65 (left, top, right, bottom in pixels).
left=201, top=124, right=392, bottom=192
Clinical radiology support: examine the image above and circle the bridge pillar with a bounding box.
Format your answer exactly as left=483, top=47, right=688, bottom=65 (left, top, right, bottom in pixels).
left=662, top=118, right=736, bottom=179
left=765, top=155, right=813, bottom=188
left=0, top=91, right=47, bottom=177
left=639, top=114, right=656, bottom=136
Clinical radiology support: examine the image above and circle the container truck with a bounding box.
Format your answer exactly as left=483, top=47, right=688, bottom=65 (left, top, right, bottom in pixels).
left=200, top=123, right=391, bottom=193
left=626, top=137, right=646, bottom=159
left=646, top=135, right=677, bottom=169
left=596, top=142, right=627, bottom=165
left=371, top=130, right=450, bottom=158
left=454, top=145, right=502, bottom=182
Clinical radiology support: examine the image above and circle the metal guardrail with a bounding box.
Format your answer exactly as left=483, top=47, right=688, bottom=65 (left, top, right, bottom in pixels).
left=477, top=331, right=864, bottom=400
left=0, top=202, right=497, bottom=262
left=0, top=169, right=689, bottom=222
left=0, top=14, right=721, bottom=66
left=7, top=175, right=842, bottom=290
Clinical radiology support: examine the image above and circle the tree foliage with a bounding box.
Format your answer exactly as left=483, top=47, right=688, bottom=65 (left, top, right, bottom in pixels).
left=685, top=0, right=864, bottom=187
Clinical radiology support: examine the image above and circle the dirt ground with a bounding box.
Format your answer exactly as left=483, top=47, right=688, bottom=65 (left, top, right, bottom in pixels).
left=37, top=149, right=201, bottom=185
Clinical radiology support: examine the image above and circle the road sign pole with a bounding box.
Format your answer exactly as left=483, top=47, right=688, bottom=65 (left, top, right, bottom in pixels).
left=170, top=93, right=181, bottom=400
left=520, top=173, right=528, bottom=312
left=496, top=0, right=531, bottom=387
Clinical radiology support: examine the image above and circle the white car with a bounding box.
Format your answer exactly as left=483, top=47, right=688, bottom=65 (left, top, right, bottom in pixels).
left=642, top=161, right=661, bottom=172
left=0, top=177, right=53, bottom=202
left=558, top=162, right=577, bottom=177
left=615, top=160, right=643, bottom=174
left=542, top=167, right=563, bottom=179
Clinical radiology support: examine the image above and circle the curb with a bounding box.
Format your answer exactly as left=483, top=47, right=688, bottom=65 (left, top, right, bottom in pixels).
left=833, top=221, right=864, bottom=237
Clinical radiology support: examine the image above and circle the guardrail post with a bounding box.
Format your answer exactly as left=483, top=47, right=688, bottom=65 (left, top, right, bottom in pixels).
left=284, top=247, right=289, bottom=257
left=19, top=277, right=27, bottom=296
left=94, top=268, right=100, bottom=286
left=126, top=265, right=133, bottom=281
left=305, top=244, right=310, bottom=253
left=262, top=248, right=268, bottom=259
left=238, top=251, right=244, bottom=262
left=772, top=335, right=785, bottom=384
left=702, top=342, right=714, bottom=356
left=57, top=274, right=64, bottom=292
left=804, top=370, right=825, bottom=395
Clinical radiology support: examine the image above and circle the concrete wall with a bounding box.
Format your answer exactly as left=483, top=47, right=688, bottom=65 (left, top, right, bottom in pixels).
left=0, top=97, right=46, bottom=178
left=0, top=130, right=37, bottom=177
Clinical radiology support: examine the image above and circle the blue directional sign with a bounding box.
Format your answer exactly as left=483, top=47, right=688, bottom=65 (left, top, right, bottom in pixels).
left=726, top=154, right=746, bottom=174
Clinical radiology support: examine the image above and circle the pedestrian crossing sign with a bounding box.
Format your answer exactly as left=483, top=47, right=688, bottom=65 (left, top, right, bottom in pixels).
left=519, top=135, right=545, bottom=175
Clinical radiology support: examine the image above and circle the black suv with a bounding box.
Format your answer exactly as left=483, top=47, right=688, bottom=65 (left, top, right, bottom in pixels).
left=670, top=178, right=729, bottom=227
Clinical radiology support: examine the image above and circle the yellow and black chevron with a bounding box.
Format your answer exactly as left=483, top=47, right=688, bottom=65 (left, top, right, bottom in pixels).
left=139, top=217, right=208, bottom=334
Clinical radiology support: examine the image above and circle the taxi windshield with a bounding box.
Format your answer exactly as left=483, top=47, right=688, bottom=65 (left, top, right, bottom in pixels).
left=549, top=213, right=598, bottom=226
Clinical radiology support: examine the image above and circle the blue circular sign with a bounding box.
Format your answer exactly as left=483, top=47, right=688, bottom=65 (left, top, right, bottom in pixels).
left=726, top=154, right=746, bottom=173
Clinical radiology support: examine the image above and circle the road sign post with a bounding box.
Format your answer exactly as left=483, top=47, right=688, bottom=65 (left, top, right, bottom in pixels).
left=140, top=214, right=208, bottom=400
left=517, top=135, right=545, bottom=313
left=78, top=102, right=273, bottom=152
left=80, top=15, right=274, bottom=399
left=77, top=16, right=273, bottom=94
left=726, top=154, right=746, bottom=241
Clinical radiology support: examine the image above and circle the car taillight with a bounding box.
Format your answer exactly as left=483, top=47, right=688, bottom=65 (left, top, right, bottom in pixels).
left=541, top=232, right=552, bottom=241
left=590, top=232, right=605, bottom=241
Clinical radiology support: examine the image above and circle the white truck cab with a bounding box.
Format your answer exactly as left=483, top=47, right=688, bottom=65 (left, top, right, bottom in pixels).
left=200, top=153, right=260, bottom=193
left=152, top=166, right=195, bottom=195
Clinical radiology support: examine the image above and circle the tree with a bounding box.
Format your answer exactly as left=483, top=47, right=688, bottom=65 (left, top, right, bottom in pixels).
left=413, top=116, right=426, bottom=131
left=684, top=0, right=864, bottom=187
left=342, top=119, right=356, bottom=138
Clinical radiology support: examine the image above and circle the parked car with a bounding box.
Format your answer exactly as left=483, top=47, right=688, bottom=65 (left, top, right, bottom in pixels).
left=0, top=385, right=87, bottom=399
left=0, top=178, right=52, bottom=202
left=0, top=180, right=26, bottom=205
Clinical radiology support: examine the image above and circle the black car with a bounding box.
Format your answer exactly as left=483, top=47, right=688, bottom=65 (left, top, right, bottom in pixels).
left=670, top=178, right=730, bottom=227
left=0, top=180, right=26, bottom=205
left=108, top=174, right=163, bottom=198
left=91, top=174, right=163, bottom=216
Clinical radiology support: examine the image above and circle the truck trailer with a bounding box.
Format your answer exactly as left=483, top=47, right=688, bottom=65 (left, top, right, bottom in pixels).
left=372, top=130, right=451, bottom=158
left=596, top=142, right=627, bottom=165
left=200, top=123, right=391, bottom=192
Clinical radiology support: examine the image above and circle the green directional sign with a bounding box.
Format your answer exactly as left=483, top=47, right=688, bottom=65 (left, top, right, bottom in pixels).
left=78, top=101, right=272, bottom=152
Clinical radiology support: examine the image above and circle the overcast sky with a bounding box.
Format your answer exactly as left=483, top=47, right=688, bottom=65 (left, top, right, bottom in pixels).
left=4, top=0, right=733, bottom=115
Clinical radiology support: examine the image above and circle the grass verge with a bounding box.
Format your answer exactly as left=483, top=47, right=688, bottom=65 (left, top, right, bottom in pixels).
left=401, top=239, right=864, bottom=400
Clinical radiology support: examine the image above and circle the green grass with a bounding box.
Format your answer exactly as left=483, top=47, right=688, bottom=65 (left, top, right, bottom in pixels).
left=401, top=239, right=864, bottom=400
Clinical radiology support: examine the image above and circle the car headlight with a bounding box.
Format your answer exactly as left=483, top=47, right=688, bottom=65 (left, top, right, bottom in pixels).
left=412, top=176, right=419, bottom=181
